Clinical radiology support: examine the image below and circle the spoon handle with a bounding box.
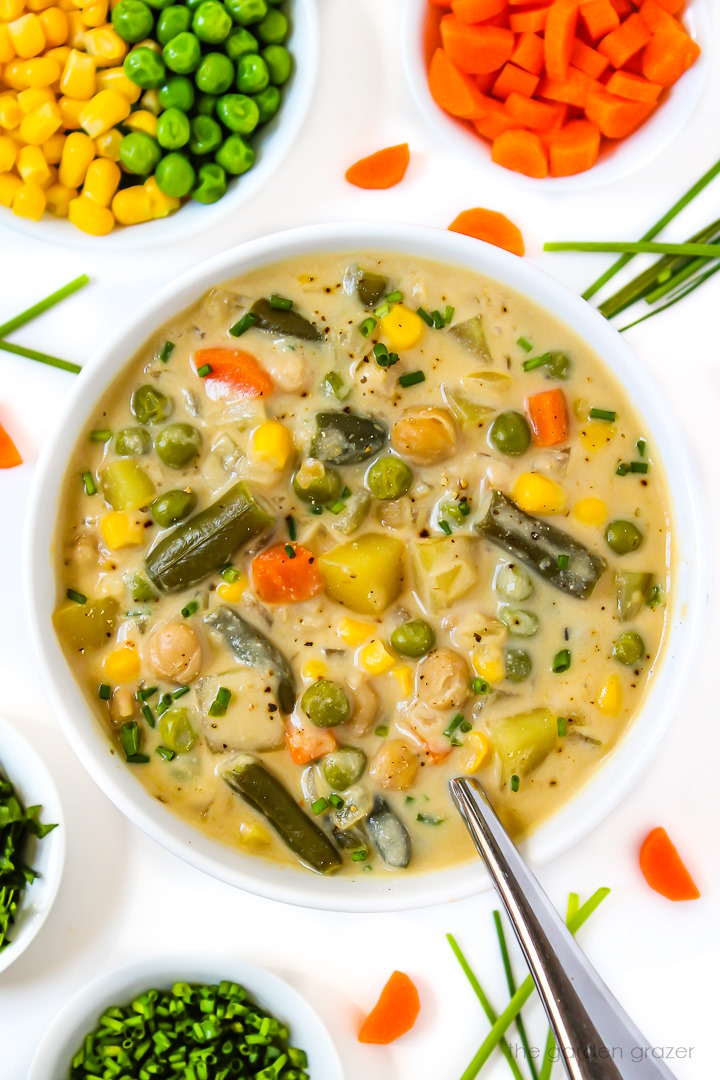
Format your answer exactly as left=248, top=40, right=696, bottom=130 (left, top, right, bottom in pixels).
left=450, top=776, right=676, bottom=1080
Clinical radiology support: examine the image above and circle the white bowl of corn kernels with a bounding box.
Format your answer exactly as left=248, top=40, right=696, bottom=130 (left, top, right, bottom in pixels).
left=0, top=0, right=318, bottom=247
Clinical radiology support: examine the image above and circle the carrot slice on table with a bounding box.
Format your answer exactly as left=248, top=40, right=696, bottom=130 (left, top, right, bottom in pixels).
left=579, top=0, right=620, bottom=41
left=193, top=348, right=273, bottom=401
left=571, top=38, right=610, bottom=78
left=452, top=0, right=508, bottom=22
left=585, top=88, right=654, bottom=136
left=544, top=0, right=580, bottom=81
left=606, top=70, right=663, bottom=103
left=543, top=118, right=600, bottom=174
left=505, top=90, right=565, bottom=130
left=252, top=543, right=324, bottom=604
left=511, top=31, right=546, bottom=74
left=358, top=972, right=421, bottom=1045
left=642, top=27, right=700, bottom=87
left=639, top=827, right=700, bottom=901
left=428, top=47, right=488, bottom=117
left=0, top=423, right=22, bottom=469
left=441, top=16, right=515, bottom=72
left=448, top=207, right=525, bottom=254
left=526, top=388, right=569, bottom=444
left=509, top=5, right=551, bottom=32
left=492, top=62, right=540, bottom=98
left=345, top=144, right=410, bottom=190
left=540, top=65, right=599, bottom=107
left=492, top=127, right=549, bottom=176
left=285, top=717, right=336, bottom=765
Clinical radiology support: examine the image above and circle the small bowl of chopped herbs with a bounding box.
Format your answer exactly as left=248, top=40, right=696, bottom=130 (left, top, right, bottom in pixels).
left=29, top=953, right=342, bottom=1079
left=0, top=715, right=64, bottom=975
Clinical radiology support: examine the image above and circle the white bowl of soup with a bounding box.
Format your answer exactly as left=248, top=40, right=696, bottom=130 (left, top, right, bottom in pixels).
left=26, top=223, right=707, bottom=911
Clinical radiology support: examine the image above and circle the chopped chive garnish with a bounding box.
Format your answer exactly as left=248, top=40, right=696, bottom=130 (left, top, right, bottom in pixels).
left=359, top=316, right=377, bottom=337
left=66, top=587, right=86, bottom=605
left=589, top=408, right=617, bottom=422
left=416, top=306, right=434, bottom=326
left=647, top=584, right=664, bottom=608
left=181, top=600, right=199, bottom=618
left=385, top=290, right=403, bottom=304
left=312, top=797, right=328, bottom=815
left=137, top=685, right=158, bottom=701
left=284, top=543, right=296, bottom=559
left=552, top=649, right=571, bottom=673
left=522, top=352, right=551, bottom=372
left=126, top=753, right=149, bottom=764
left=431, top=309, right=445, bottom=329
left=405, top=795, right=415, bottom=805
left=286, top=514, right=297, bottom=541
left=159, top=340, right=175, bottom=363
left=616, top=462, right=631, bottom=476
left=511, top=774, right=520, bottom=793
left=340, top=485, right=351, bottom=499
left=375, top=724, right=389, bottom=737
left=439, top=519, right=452, bottom=536
left=220, top=564, right=241, bottom=583
left=141, top=703, right=155, bottom=728
left=460, top=720, right=472, bottom=733
left=399, top=369, right=425, bottom=387
left=443, top=713, right=465, bottom=742
left=517, top=336, right=533, bottom=352
left=0, top=273, right=89, bottom=340
left=329, top=794, right=344, bottom=809
left=156, top=745, right=175, bottom=761
left=89, top=429, right=112, bottom=443
left=82, top=470, right=97, bottom=495
left=444, top=304, right=454, bottom=325
left=557, top=717, right=567, bottom=737
left=156, top=693, right=172, bottom=716
left=374, top=302, right=391, bottom=319
left=557, top=553, right=569, bottom=570
left=373, top=342, right=399, bottom=368
left=172, top=685, right=190, bottom=700
left=472, top=677, right=490, bottom=695
left=209, top=686, right=232, bottom=718
left=351, top=849, right=368, bottom=862
left=98, top=683, right=112, bottom=700
left=373, top=342, right=388, bottom=359
left=636, top=437, right=647, bottom=456
left=326, top=499, right=347, bottom=515
left=269, top=294, right=293, bottom=310
left=417, top=812, right=444, bottom=825
left=458, top=498, right=470, bottom=516
left=121, top=720, right=139, bottom=759
left=196, top=363, right=212, bottom=378
left=229, top=312, right=258, bottom=336
left=630, top=461, right=649, bottom=474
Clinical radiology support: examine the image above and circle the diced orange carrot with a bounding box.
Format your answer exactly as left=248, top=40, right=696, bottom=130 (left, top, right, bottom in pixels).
left=585, top=87, right=654, bottom=136
left=606, top=69, right=662, bottom=102
left=653, top=0, right=683, bottom=11
left=0, top=423, right=22, bottom=469
left=638, top=0, right=681, bottom=32
left=476, top=71, right=498, bottom=91
left=597, top=13, right=652, bottom=67
left=526, top=388, right=570, bottom=444
left=579, top=0, right=619, bottom=40
left=539, top=65, right=598, bottom=106
left=473, top=94, right=519, bottom=136
left=492, top=128, right=549, bottom=176
left=544, top=118, right=601, bottom=174
left=345, top=144, right=410, bottom=190
left=509, top=5, right=551, bottom=32
left=609, top=0, right=633, bottom=15
left=252, top=543, right=324, bottom=604
left=358, top=972, right=421, bottom=1045
left=448, top=207, right=525, bottom=254
left=492, top=62, right=540, bottom=98
left=571, top=37, right=610, bottom=76
left=430, top=0, right=453, bottom=6
left=505, top=91, right=565, bottom=129
left=452, top=0, right=508, bottom=21
left=285, top=717, right=337, bottom=765
left=441, top=15, right=515, bottom=72
left=642, top=26, right=699, bottom=86
left=511, top=31, right=546, bottom=75
left=545, top=0, right=580, bottom=81
left=193, top=349, right=273, bottom=401
left=639, top=827, right=700, bottom=901
left=428, top=47, right=489, bottom=117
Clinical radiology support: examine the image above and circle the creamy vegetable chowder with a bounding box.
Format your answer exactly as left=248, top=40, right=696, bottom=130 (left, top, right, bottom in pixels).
left=53, top=253, right=671, bottom=877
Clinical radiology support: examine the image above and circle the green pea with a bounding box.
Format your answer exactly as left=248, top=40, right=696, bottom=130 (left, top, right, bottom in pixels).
left=158, top=707, right=197, bottom=752
left=155, top=422, right=202, bottom=468
left=189, top=114, right=223, bottom=154
left=225, top=0, right=267, bottom=26
left=150, top=488, right=197, bottom=526
left=546, top=351, right=571, bottom=380
left=365, top=455, right=412, bottom=500
left=195, top=51, right=234, bottom=93
left=156, top=107, right=190, bottom=149
left=216, top=92, right=259, bottom=134
left=130, top=384, right=172, bottom=424
left=115, top=426, right=151, bottom=456
left=254, top=84, right=280, bottom=123
left=390, top=619, right=435, bottom=659
left=156, top=5, right=190, bottom=44
left=494, top=562, right=534, bottom=601
left=498, top=607, right=539, bottom=637
left=292, top=466, right=342, bottom=505
left=158, top=74, right=195, bottom=110
left=193, top=0, right=231, bottom=43
left=119, top=131, right=161, bottom=174
left=613, top=631, right=645, bottom=667
left=236, top=52, right=269, bottom=93
left=112, top=0, right=154, bottom=43
left=301, top=680, right=351, bottom=728
left=256, top=8, right=287, bottom=43
left=488, top=411, right=531, bottom=456
left=156, top=152, right=196, bottom=196
left=215, top=133, right=254, bottom=175
left=224, top=26, right=258, bottom=59
left=195, top=92, right=218, bottom=115
left=162, top=31, right=202, bottom=74
left=192, top=162, right=227, bottom=203
left=605, top=519, right=644, bottom=555
left=505, top=648, right=532, bottom=682
left=145, top=0, right=174, bottom=9
left=123, top=48, right=166, bottom=92
left=262, top=43, right=290, bottom=85
left=322, top=747, right=366, bottom=791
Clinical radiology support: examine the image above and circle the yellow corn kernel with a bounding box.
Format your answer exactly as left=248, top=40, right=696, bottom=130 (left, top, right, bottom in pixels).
left=82, top=25, right=126, bottom=66
left=139, top=86, right=159, bottom=113
left=8, top=14, right=46, bottom=58
left=0, top=94, right=21, bottom=130
left=337, top=617, right=374, bottom=646
left=60, top=47, right=96, bottom=98
left=2, top=60, right=31, bottom=91
left=12, top=181, right=46, bottom=218
left=216, top=576, right=248, bottom=603
left=19, top=100, right=61, bottom=144
left=38, top=7, right=69, bottom=47
left=67, top=191, right=114, bottom=233
left=103, top=644, right=140, bottom=682
left=45, top=44, right=71, bottom=67
left=82, top=154, right=118, bottom=204
left=26, top=0, right=57, bottom=12
left=359, top=639, right=395, bottom=676
left=100, top=510, right=145, bottom=549
left=42, top=130, right=65, bottom=162
left=464, top=731, right=493, bottom=773
left=80, top=0, right=107, bottom=26
left=0, top=26, right=16, bottom=64
left=380, top=304, right=425, bottom=351
left=17, top=86, right=54, bottom=113
left=301, top=659, right=327, bottom=681
left=598, top=674, right=622, bottom=717
left=0, top=173, right=22, bottom=205
left=472, top=644, right=504, bottom=685
left=79, top=88, right=129, bottom=136
left=111, top=183, right=152, bottom=224
left=573, top=497, right=607, bottom=527
left=94, top=124, right=121, bottom=158
left=57, top=0, right=81, bottom=9
left=64, top=10, right=86, bottom=48
left=0, top=135, right=18, bottom=172
left=123, top=108, right=157, bottom=136
left=143, top=174, right=179, bottom=218
left=58, top=128, right=94, bottom=186
left=0, top=0, right=25, bottom=19
left=58, top=94, right=85, bottom=128
left=389, top=664, right=413, bottom=698
left=16, top=142, right=50, bottom=183
left=249, top=420, right=294, bottom=470
left=512, top=472, right=566, bottom=515
left=579, top=421, right=615, bottom=453
left=45, top=179, right=75, bottom=215
left=95, top=64, right=140, bottom=102
left=22, top=56, right=61, bottom=86
left=238, top=820, right=271, bottom=850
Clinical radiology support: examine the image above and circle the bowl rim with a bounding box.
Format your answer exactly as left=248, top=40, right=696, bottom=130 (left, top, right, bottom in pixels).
left=28, top=951, right=344, bottom=1079
left=25, top=221, right=710, bottom=912
left=0, top=714, right=65, bottom=975
left=401, top=0, right=711, bottom=193
left=0, top=0, right=319, bottom=251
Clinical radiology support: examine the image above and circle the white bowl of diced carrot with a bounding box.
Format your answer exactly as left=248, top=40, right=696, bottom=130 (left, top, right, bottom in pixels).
left=403, top=0, right=709, bottom=184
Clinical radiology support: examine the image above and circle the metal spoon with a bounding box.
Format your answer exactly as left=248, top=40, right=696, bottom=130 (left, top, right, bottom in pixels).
left=450, top=776, right=676, bottom=1080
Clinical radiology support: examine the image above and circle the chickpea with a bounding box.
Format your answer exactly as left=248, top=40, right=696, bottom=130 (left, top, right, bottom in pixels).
left=369, top=740, right=419, bottom=790
left=391, top=408, right=457, bottom=465
left=266, top=351, right=308, bottom=393
left=146, top=621, right=202, bottom=684
left=417, top=648, right=470, bottom=710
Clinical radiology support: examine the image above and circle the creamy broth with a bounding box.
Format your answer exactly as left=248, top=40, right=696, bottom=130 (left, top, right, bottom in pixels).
left=53, top=253, right=672, bottom=877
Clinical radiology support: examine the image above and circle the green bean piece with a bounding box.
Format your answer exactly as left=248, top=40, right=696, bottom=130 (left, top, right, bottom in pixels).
left=390, top=619, right=435, bottom=658
left=322, top=747, right=367, bottom=791
left=615, top=571, right=654, bottom=622
left=130, top=384, right=172, bottom=425
left=249, top=297, right=321, bottom=341
left=488, top=411, right=532, bottom=456
left=613, top=631, right=645, bottom=667
left=205, top=605, right=295, bottom=713
left=123, top=45, right=166, bottom=88
left=494, top=561, right=534, bottom=601
left=112, top=0, right=154, bottom=43
left=450, top=314, right=492, bottom=359
left=301, top=680, right=351, bottom=728
left=605, top=519, right=644, bottom=555
left=292, top=464, right=342, bottom=505
left=505, top=648, right=532, bottom=682
left=115, top=426, right=151, bottom=456
left=158, top=707, right=197, bottom=752
left=123, top=570, right=157, bottom=602
left=154, top=422, right=202, bottom=468
left=311, top=410, right=387, bottom=465
left=365, top=455, right=413, bottom=500
left=150, top=488, right=197, bottom=527
left=329, top=489, right=371, bottom=535
left=498, top=608, right=539, bottom=637
left=343, top=264, right=387, bottom=308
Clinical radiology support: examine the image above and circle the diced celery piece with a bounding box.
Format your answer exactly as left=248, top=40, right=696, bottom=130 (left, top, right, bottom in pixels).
left=410, top=536, right=479, bottom=613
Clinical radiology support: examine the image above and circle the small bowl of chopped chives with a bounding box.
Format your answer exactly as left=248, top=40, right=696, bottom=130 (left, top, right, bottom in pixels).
left=0, top=715, right=64, bottom=975
left=29, top=953, right=343, bottom=1080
